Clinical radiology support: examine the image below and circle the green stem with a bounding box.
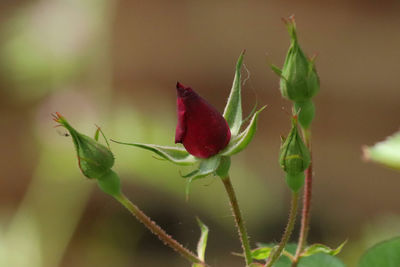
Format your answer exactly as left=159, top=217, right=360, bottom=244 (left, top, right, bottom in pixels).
left=114, top=193, right=207, bottom=266
left=292, top=128, right=312, bottom=266
left=221, top=175, right=253, bottom=266
left=265, top=191, right=299, bottom=267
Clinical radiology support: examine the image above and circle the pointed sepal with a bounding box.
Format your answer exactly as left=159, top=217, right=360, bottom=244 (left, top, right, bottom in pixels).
left=112, top=140, right=197, bottom=166
left=221, top=106, right=266, bottom=156
left=223, top=50, right=245, bottom=136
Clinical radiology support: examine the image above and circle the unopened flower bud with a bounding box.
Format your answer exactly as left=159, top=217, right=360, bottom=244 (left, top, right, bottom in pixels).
left=279, top=17, right=320, bottom=103
left=52, top=112, right=114, bottom=179
left=175, top=82, right=231, bottom=158
left=279, top=116, right=310, bottom=191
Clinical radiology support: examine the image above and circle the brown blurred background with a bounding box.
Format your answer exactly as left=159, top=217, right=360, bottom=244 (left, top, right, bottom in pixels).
left=0, top=0, right=399, bottom=266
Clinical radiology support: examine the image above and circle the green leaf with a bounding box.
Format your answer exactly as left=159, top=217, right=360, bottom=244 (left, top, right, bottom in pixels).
left=359, top=237, right=400, bottom=267
left=111, top=140, right=197, bottom=165
left=195, top=217, right=209, bottom=262
left=363, top=131, right=400, bottom=170
left=223, top=50, right=245, bottom=136
left=251, top=247, right=274, bottom=260
left=273, top=243, right=297, bottom=267
left=301, top=241, right=347, bottom=257
left=221, top=106, right=266, bottom=156
left=255, top=243, right=345, bottom=267
left=298, top=253, right=345, bottom=267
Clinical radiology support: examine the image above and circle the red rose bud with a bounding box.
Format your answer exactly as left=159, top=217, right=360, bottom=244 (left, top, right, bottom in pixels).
left=175, top=82, right=231, bottom=158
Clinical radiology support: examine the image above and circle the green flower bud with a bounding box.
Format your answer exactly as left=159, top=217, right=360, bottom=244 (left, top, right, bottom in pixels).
left=279, top=116, right=310, bottom=191
left=274, top=16, right=320, bottom=103
left=53, top=112, right=114, bottom=179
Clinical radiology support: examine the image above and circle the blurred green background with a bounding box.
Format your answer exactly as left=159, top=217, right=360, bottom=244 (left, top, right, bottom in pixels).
left=0, top=0, right=399, bottom=266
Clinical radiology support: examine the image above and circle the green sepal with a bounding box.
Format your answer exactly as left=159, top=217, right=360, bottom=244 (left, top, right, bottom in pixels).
left=223, top=50, right=245, bottom=136
left=97, top=169, right=121, bottom=197
left=94, top=127, right=100, bottom=141
left=221, top=106, right=266, bottom=156
left=294, top=101, right=315, bottom=129
left=270, top=64, right=283, bottom=78
left=182, top=156, right=221, bottom=179
left=363, top=131, right=400, bottom=170
left=112, top=140, right=197, bottom=166
left=301, top=241, right=347, bottom=258
left=195, top=217, right=209, bottom=262
left=285, top=172, right=305, bottom=192
left=184, top=156, right=221, bottom=199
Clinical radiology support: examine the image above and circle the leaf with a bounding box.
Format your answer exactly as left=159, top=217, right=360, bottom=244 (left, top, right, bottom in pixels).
left=223, top=50, right=245, bottom=136
left=111, top=140, right=197, bottom=165
left=251, top=247, right=274, bottom=260
left=298, top=253, right=345, bottom=267
left=301, top=241, right=347, bottom=257
left=252, top=243, right=293, bottom=262
left=363, top=131, right=400, bottom=170
left=359, top=237, right=400, bottom=267
left=255, top=243, right=345, bottom=267
left=221, top=106, right=266, bottom=156
left=195, top=218, right=209, bottom=262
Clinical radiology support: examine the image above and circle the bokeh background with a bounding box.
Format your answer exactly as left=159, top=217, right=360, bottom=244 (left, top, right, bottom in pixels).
left=1, top=0, right=399, bottom=266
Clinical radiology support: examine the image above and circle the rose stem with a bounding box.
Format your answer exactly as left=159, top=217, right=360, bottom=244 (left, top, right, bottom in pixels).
left=265, top=191, right=299, bottom=267
left=292, top=128, right=312, bottom=266
left=221, top=175, right=253, bottom=266
left=114, top=193, right=207, bottom=266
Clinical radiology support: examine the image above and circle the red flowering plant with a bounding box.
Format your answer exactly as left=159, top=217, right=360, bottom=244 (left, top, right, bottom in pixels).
left=113, top=54, right=261, bottom=179
left=114, top=52, right=264, bottom=181
left=113, top=51, right=265, bottom=265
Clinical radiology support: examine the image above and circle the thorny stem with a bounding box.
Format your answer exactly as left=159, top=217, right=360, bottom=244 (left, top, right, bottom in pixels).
left=221, top=176, right=253, bottom=266
left=292, top=128, right=312, bottom=267
left=265, top=191, right=299, bottom=267
left=114, top=193, right=207, bottom=266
